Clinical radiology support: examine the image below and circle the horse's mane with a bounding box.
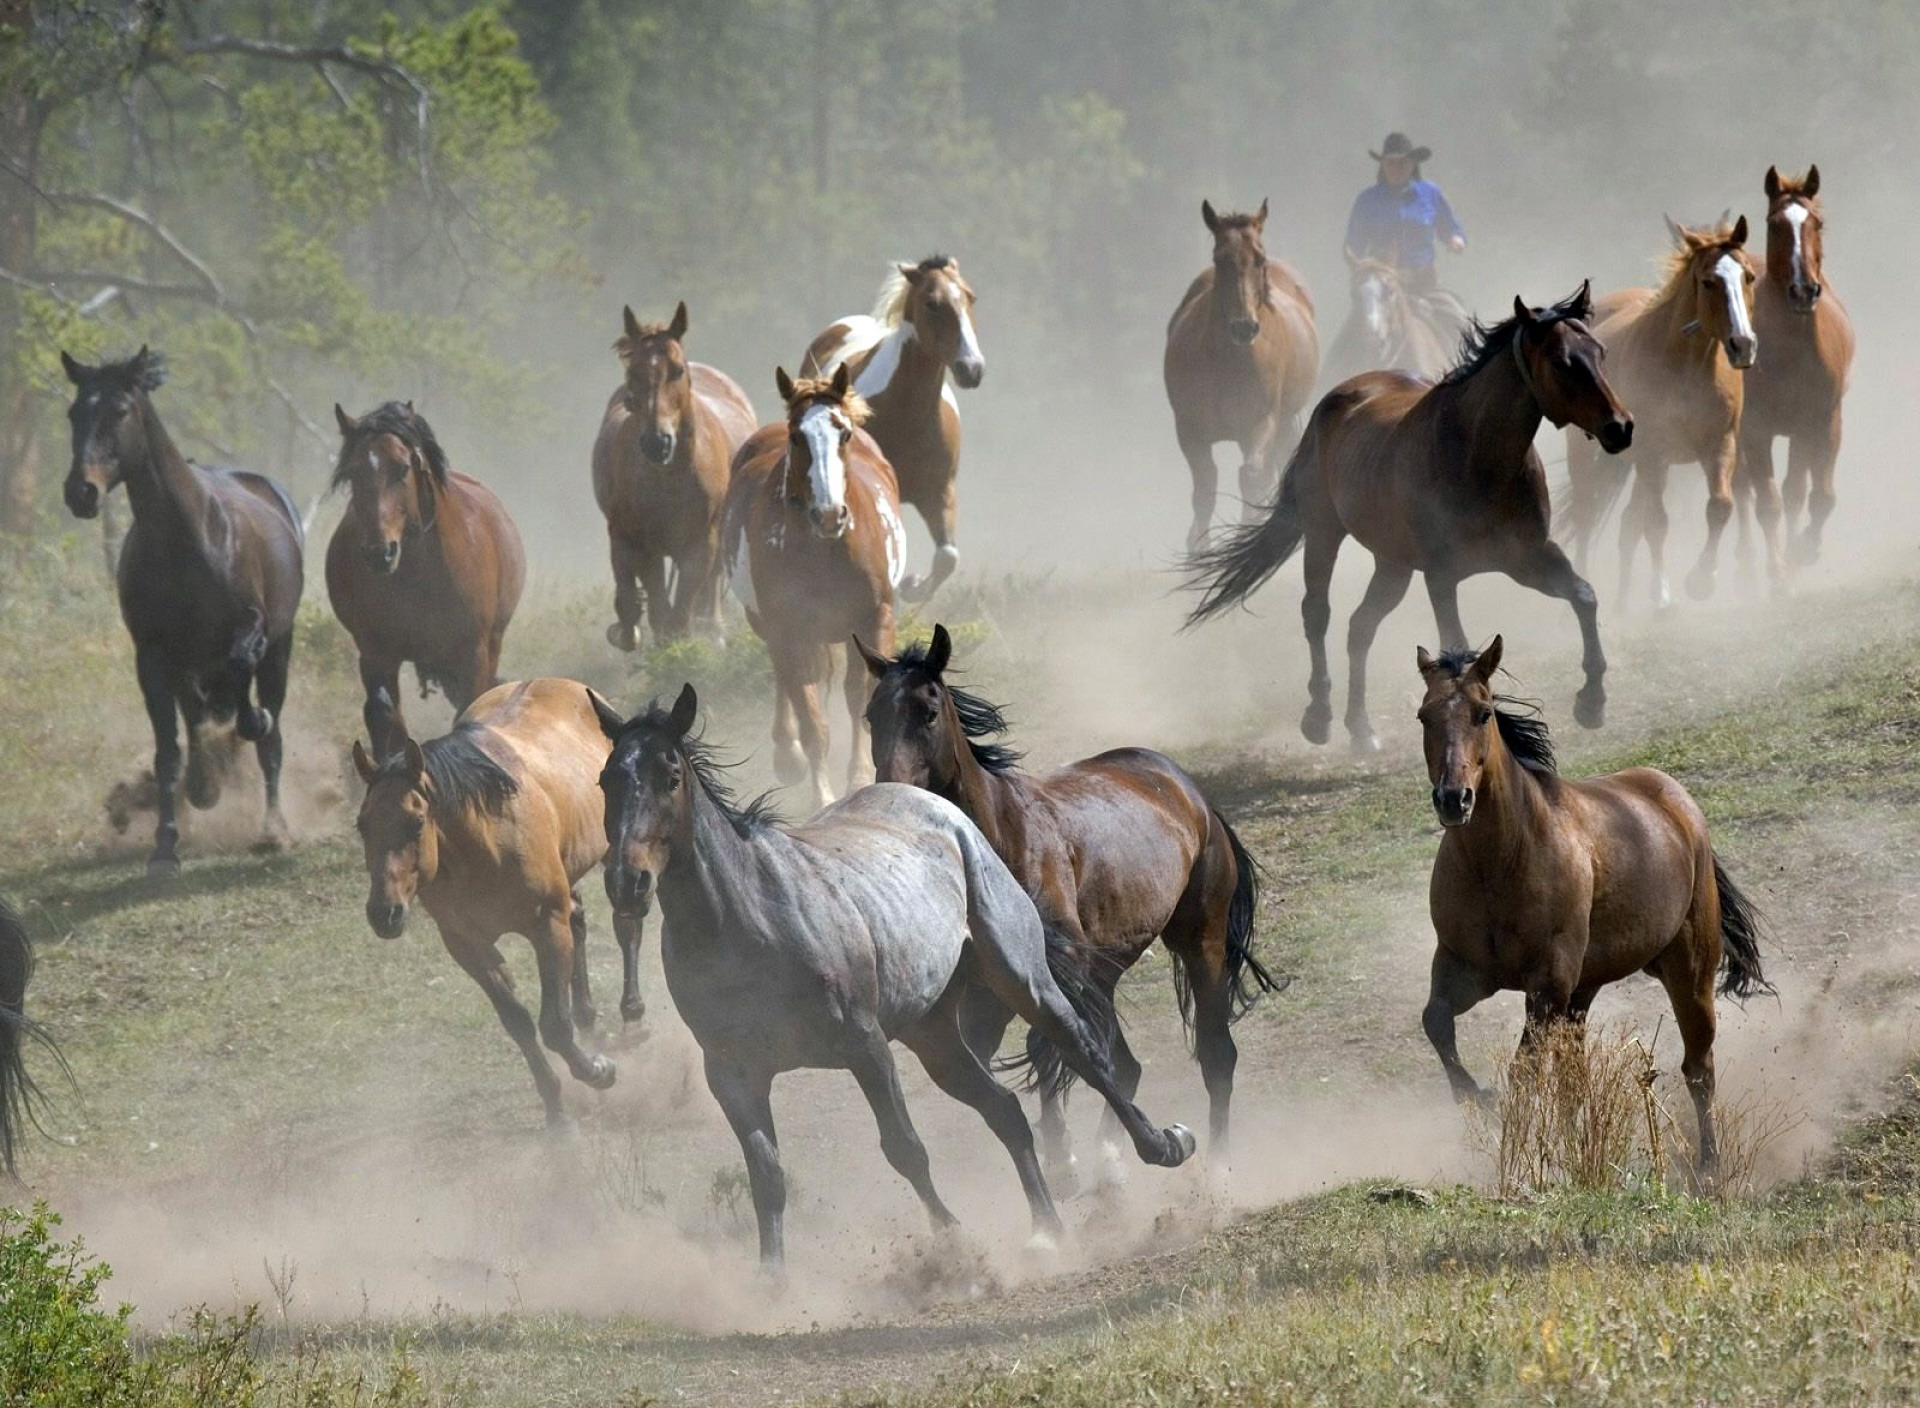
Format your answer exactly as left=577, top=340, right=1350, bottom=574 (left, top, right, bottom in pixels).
left=871, top=254, right=960, bottom=328
left=614, top=323, right=674, bottom=358
left=375, top=725, right=520, bottom=815
left=86, top=349, right=168, bottom=394
left=1441, top=285, right=1591, bottom=387
left=784, top=378, right=873, bottom=427
left=1427, top=647, right=1557, bottom=776
left=332, top=401, right=450, bottom=489
left=1643, top=221, right=1750, bottom=319
left=624, top=700, right=782, bottom=837
left=894, top=639, right=1024, bottom=775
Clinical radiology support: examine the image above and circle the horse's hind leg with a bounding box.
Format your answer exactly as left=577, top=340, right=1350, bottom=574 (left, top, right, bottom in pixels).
left=1743, top=425, right=1791, bottom=596
left=1342, top=560, right=1413, bottom=753
left=1423, top=945, right=1497, bottom=1105
left=1424, top=572, right=1469, bottom=652
left=1299, top=523, right=1345, bottom=746
left=1684, top=438, right=1739, bottom=601
left=567, top=888, right=597, bottom=1032
left=1649, top=896, right=1722, bottom=1175
left=1167, top=922, right=1240, bottom=1159
left=251, top=634, right=292, bottom=850
left=1791, top=412, right=1842, bottom=567
left=704, top=1055, right=787, bottom=1268
left=1506, top=540, right=1607, bottom=729
left=1625, top=461, right=1672, bottom=611
left=135, top=645, right=184, bottom=877
left=845, top=1022, right=959, bottom=1231
left=1177, top=422, right=1220, bottom=555
left=532, top=908, right=616, bottom=1092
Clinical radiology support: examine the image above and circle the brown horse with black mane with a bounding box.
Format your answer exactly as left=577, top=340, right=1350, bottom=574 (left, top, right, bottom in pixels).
left=1740, top=165, right=1855, bottom=590
left=859, top=625, right=1275, bottom=1180
left=329, top=402, right=526, bottom=758
left=62, top=347, right=305, bottom=875
left=595, top=303, right=757, bottom=649
left=1562, top=219, right=1759, bottom=608
left=1187, top=286, right=1631, bottom=752
left=1415, top=637, right=1771, bottom=1172
left=800, top=255, right=981, bottom=600
left=1165, top=200, right=1319, bottom=552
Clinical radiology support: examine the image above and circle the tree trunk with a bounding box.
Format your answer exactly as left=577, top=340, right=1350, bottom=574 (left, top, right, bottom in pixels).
left=0, top=0, right=41, bottom=538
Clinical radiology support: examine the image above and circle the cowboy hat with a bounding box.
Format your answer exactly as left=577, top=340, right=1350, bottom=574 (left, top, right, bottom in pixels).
left=1370, top=131, right=1432, bottom=163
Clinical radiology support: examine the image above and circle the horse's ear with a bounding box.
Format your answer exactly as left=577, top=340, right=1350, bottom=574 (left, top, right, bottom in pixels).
left=352, top=739, right=377, bottom=784
left=1416, top=646, right=1438, bottom=675
left=60, top=350, right=87, bottom=384
left=830, top=361, right=851, bottom=398
left=130, top=345, right=151, bottom=381
left=1471, top=635, right=1504, bottom=684
left=1664, top=214, right=1688, bottom=249
left=1253, top=197, right=1269, bottom=230
left=775, top=366, right=796, bottom=403
left=402, top=738, right=426, bottom=784
left=590, top=691, right=627, bottom=742
left=623, top=305, right=642, bottom=341
left=1201, top=199, right=1220, bottom=234
left=925, top=623, right=953, bottom=676
left=1730, top=214, right=1749, bottom=247
left=1572, top=278, right=1594, bottom=321
left=898, top=261, right=924, bottom=285
left=1803, top=164, right=1820, bottom=197
left=668, top=301, right=689, bottom=341
left=1512, top=295, right=1534, bottom=324
left=1764, top=165, right=1782, bottom=200
left=852, top=634, right=891, bottom=680
left=668, top=682, right=699, bottom=738
left=1343, top=246, right=1360, bottom=270
left=334, top=403, right=356, bottom=436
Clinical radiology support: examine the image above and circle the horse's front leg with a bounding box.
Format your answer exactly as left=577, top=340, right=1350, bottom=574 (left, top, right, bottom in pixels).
left=901, top=482, right=960, bottom=602
left=1506, top=540, right=1607, bottom=729
left=1623, top=460, right=1671, bottom=611
left=229, top=608, right=273, bottom=742
left=842, top=607, right=892, bottom=795
left=605, top=532, right=644, bottom=652
left=1342, top=560, right=1414, bottom=754
left=1684, top=435, right=1739, bottom=600
left=1790, top=410, right=1842, bottom=567
left=1423, top=945, right=1496, bottom=1106
left=567, top=887, right=597, bottom=1033
left=136, top=645, right=185, bottom=876
left=1177, top=421, right=1220, bottom=555
left=612, top=908, right=646, bottom=1027
left=359, top=654, right=406, bottom=758
left=704, top=1055, right=787, bottom=1270
left=1238, top=413, right=1287, bottom=516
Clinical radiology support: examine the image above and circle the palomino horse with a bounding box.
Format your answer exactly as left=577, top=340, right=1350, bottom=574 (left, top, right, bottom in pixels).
left=593, top=684, right=1196, bottom=1268
left=1562, top=219, right=1758, bottom=607
left=1187, top=286, right=1633, bottom=750
left=353, top=679, right=648, bottom=1122
left=1164, top=200, right=1319, bottom=552
left=799, top=255, right=981, bottom=600
left=859, top=625, right=1275, bottom=1182
left=1323, top=254, right=1457, bottom=386
left=595, top=303, right=757, bottom=648
left=1740, top=166, right=1854, bottom=590
left=1, top=893, right=64, bottom=1177
left=62, top=348, right=305, bottom=874
left=1415, top=637, right=1770, bottom=1171
left=722, top=365, right=906, bottom=812
left=328, top=402, right=526, bottom=758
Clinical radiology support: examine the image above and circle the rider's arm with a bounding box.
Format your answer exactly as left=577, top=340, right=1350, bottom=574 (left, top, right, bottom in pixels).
left=1345, top=189, right=1379, bottom=259
left=1432, top=186, right=1466, bottom=248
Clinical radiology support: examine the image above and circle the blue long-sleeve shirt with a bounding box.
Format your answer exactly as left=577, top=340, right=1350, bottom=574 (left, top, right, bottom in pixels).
left=1344, top=179, right=1465, bottom=270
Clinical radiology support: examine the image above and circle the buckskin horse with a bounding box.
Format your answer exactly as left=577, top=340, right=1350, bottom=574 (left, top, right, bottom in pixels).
left=859, top=625, right=1276, bottom=1184
left=722, top=366, right=906, bottom=812
left=328, top=402, right=526, bottom=758
left=799, top=255, right=981, bottom=600
left=1164, top=200, right=1319, bottom=552
left=1739, top=166, right=1854, bottom=591
left=593, top=683, right=1196, bottom=1269
left=1414, top=637, right=1770, bottom=1172
left=1562, top=219, right=1759, bottom=608
left=1187, top=286, right=1632, bottom=751
left=62, top=348, right=305, bottom=874
left=595, top=303, right=757, bottom=649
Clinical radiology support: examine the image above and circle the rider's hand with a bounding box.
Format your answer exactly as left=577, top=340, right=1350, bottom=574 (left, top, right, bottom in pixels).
left=1447, top=235, right=1467, bottom=254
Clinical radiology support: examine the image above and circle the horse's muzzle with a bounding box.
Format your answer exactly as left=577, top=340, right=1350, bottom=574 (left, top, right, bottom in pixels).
left=364, top=541, right=402, bottom=574
left=1432, top=785, right=1475, bottom=828
left=1727, top=334, right=1759, bottom=370
left=1788, top=282, right=1822, bottom=314
left=605, top=864, right=654, bottom=918
left=366, top=898, right=408, bottom=939
left=1228, top=318, right=1260, bottom=345
left=951, top=357, right=984, bottom=390
left=641, top=430, right=676, bottom=464
left=1597, top=417, right=1634, bottom=455
left=810, top=504, right=852, bottom=539
left=65, top=476, right=101, bottom=519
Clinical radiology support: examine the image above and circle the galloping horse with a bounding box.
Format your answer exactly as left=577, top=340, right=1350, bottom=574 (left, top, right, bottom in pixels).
left=800, top=256, right=981, bottom=599
left=593, top=684, right=1196, bottom=1268
left=1562, top=219, right=1758, bottom=607
left=722, top=366, right=906, bottom=812
left=329, top=402, right=526, bottom=758
left=1164, top=200, right=1319, bottom=552
left=1323, top=254, right=1456, bottom=385
left=595, top=303, right=757, bottom=648
left=353, top=679, right=648, bottom=1123
left=1740, top=166, right=1854, bottom=589
left=1, top=893, right=64, bottom=1177
left=859, top=625, right=1275, bottom=1181
left=1187, top=286, right=1632, bottom=751
left=1415, top=637, right=1770, bottom=1171
left=62, top=348, right=305, bottom=874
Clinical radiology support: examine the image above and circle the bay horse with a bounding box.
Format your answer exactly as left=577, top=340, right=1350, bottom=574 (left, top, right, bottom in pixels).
left=1415, top=637, right=1771, bottom=1171
left=1740, top=166, right=1854, bottom=590
left=1, top=893, right=65, bottom=1178
left=799, top=255, right=981, bottom=600
left=1186, top=285, right=1633, bottom=752
left=352, top=678, right=649, bottom=1123
left=1164, top=200, right=1319, bottom=552
left=1562, top=219, right=1759, bottom=608
left=722, top=365, right=906, bottom=812
left=592, top=684, right=1196, bottom=1269
left=594, top=303, right=757, bottom=649
left=1323, top=254, right=1456, bottom=386
left=61, top=348, right=305, bottom=875
left=858, top=624, right=1275, bottom=1183
left=328, top=402, right=526, bottom=758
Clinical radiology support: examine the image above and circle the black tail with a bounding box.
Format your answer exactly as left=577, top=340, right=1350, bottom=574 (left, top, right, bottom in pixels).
left=1713, top=857, right=1774, bottom=1002
left=1000, top=923, right=1119, bottom=1103
left=1182, top=430, right=1313, bottom=626
left=0, top=896, right=64, bottom=1180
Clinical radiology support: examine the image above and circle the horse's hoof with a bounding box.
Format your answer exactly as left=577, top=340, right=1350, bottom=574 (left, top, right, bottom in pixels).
left=606, top=622, right=640, bottom=652
left=1300, top=702, right=1333, bottom=746
left=146, top=853, right=181, bottom=880
left=899, top=574, right=933, bottom=603
left=236, top=707, right=272, bottom=743
left=1161, top=1124, right=1198, bottom=1167
left=580, top=1054, right=617, bottom=1091
left=543, top=1111, right=579, bottom=1137
left=1023, top=1229, right=1062, bottom=1258
left=1348, top=731, right=1383, bottom=756
left=620, top=997, right=648, bottom=1028
left=1651, top=581, right=1674, bottom=613
left=1573, top=687, right=1606, bottom=730
left=1685, top=567, right=1717, bottom=602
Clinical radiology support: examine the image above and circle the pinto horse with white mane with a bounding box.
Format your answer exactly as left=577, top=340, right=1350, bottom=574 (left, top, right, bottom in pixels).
left=799, top=255, right=981, bottom=600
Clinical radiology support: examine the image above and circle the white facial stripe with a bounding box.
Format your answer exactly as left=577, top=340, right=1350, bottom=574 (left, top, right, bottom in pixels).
left=797, top=403, right=847, bottom=511
left=955, top=304, right=983, bottom=368
left=1782, top=203, right=1809, bottom=283
left=1714, top=253, right=1754, bottom=344
left=854, top=322, right=914, bottom=398
left=368, top=450, right=380, bottom=473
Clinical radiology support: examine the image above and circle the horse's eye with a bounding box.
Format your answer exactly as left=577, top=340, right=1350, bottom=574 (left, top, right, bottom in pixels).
left=790, top=432, right=804, bottom=448
left=667, top=363, right=684, bottom=380
left=405, top=817, right=425, bottom=837
left=839, top=427, right=852, bottom=445
left=1473, top=709, right=1493, bottom=727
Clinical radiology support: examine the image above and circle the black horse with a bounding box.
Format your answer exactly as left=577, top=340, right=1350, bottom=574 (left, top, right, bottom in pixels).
left=1, top=894, right=63, bottom=1177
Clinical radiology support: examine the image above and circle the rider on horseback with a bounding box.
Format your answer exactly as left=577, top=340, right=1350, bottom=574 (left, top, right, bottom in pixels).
left=1344, top=132, right=1466, bottom=297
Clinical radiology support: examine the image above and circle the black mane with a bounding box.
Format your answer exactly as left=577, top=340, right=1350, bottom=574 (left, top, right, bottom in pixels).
left=332, top=401, right=450, bottom=489
left=621, top=702, right=782, bottom=837
left=915, top=253, right=956, bottom=274
left=376, top=726, right=519, bottom=814
left=1428, top=647, right=1557, bottom=776
left=895, top=640, right=1024, bottom=775
left=1440, top=285, right=1592, bottom=388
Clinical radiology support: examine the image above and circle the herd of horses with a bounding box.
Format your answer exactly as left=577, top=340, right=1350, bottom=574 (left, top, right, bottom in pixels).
left=0, top=161, right=1840, bottom=1274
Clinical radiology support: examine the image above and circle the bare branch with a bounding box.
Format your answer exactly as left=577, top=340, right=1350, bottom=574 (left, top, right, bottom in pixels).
left=0, top=155, right=226, bottom=302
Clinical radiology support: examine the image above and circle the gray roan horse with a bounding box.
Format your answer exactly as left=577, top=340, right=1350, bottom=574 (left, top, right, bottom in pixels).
left=594, top=685, right=1197, bottom=1269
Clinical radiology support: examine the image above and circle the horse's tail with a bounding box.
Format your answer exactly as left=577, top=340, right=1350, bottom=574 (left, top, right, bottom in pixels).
left=1183, top=428, right=1313, bottom=625
left=0, top=895, right=64, bottom=1179
left=1713, top=856, right=1775, bottom=1002
left=1217, top=810, right=1283, bottom=1021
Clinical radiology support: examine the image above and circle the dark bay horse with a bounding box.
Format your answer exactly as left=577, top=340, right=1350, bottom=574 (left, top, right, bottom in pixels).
left=1324, top=254, right=1456, bottom=386
left=722, top=365, right=906, bottom=812
left=328, top=402, right=526, bottom=758
left=1562, top=219, right=1758, bottom=607
left=1164, top=200, right=1319, bottom=552
left=1186, top=286, right=1632, bottom=751
left=859, top=624, right=1275, bottom=1181
left=1415, top=637, right=1770, bottom=1171
left=1740, top=166, right=1855, bottom=589
left=62, top=348, right=305, bottom=874
left=593, top=684, right=1196, bottom=1268
left=353, top=678, right=648, bottom=1122
left=595, top=303, right=757, bottom=649
left=1, top=893, right=64, bottom=1178
left=800, top=255, right=981, bottom=599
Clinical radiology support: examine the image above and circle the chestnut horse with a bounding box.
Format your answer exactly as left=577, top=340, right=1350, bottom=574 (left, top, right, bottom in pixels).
left=1562, top=219, right=1759, bottom=608
left=353, top=679, right=647, bottom=1124
left=859, top=625, right=1275, bottom=1181
left=722, top=365, right=906, bottom=812
left=1415, top=637, right=1770, bottom=1171
left=1740, top=166, right=1854, bottom=589
left=1187, top=286, right=1632, bottom=751
left=61, top=348, right=304, bottom=875
left=1324, top=254, right=1456, bottom=386
left=328, top=402, right=526, bottom=758
left=799, top=255, right=981, bottom=600
left=1, top=893, right=64, bottom=1177
left=595, top=303, right=757, bottom=648
left=1165, top=200, right=1319, bottom=552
